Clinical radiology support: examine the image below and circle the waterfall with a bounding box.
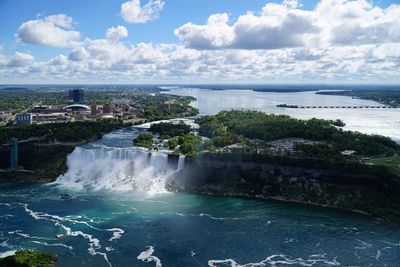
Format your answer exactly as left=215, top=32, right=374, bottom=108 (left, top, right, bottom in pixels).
left=56, top=146, right=181, bottom=193
left=177, top=155, right=185, bottom=170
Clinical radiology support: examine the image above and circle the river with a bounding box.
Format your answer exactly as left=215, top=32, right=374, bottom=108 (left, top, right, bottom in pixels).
left=164, top=88, right=400, bottom=143
left=1, top=88, right=400, bottom=266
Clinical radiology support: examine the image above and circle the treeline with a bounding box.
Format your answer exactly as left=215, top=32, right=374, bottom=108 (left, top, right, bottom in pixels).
left=196, top=110, right=399, bottom=156
left=133, top=133, right=153, bottom=149
left=150, top=122, right=191, bottom=139
left=0, top=120, right=123, bottom=144
left=317, top=90, right=400, bottom=107
left=134, top=122, right=202, bottom=156
left=0, top=90, right=68, bottom=112
left=138, top=95, right=198, bottom=121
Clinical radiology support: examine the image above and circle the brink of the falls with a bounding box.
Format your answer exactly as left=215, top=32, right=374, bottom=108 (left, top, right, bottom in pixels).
left=56, top=145, right=184, bottom=193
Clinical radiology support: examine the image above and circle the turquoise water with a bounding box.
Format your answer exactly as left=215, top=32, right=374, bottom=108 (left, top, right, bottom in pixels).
left=1, top=184, right=400, bottom=267
left=1, top=127, right=400, bottom=266
left=3, top=87, right=400, bottom=266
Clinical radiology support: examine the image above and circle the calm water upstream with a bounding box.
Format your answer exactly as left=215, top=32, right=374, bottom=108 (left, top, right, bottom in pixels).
left=1, top=90, right=400, bottom=266
left=164, top=88, right=400, bottom=143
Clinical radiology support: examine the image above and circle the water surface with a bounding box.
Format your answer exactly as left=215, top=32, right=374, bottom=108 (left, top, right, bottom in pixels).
left=1, top=128, right=400, bottom=266
left=164, top=88, right=400, bottom=142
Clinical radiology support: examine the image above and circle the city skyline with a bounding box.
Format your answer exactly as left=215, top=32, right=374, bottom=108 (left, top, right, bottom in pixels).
left=1, top=0, right=400, bottom=84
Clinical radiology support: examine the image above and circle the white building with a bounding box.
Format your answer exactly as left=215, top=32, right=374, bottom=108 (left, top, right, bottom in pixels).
left=16, top=113, right=32, bottom=125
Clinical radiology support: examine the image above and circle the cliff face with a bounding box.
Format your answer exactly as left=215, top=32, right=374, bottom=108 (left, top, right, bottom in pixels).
left=167, top=156, right=400, bottom=225
left=0, top=143, right=74, bottom=182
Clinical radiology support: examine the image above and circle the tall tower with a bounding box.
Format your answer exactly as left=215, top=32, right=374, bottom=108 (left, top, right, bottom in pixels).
left=69, top=89, right=84, bottom=104
left=91, top=100, right=97, bottom=115
left=10, top=138, right=18, bottom=168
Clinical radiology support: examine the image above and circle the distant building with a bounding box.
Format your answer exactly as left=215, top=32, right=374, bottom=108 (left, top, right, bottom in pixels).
left=341, top=150, right=356, bottom=156
left=10, top=138, right=18, bottom=168
left=91, top=101, right=97, bottom=115
left=16, top=113, right=32, bottom=125
left=103, top=103, right=113, bottom=114
left=69, top=89, right=84, bottom=104
left=63, top=104, right=90, bottom=111
left=33, top=113, right=69, bottom=124
left=32, top=105, right=48, bottom=112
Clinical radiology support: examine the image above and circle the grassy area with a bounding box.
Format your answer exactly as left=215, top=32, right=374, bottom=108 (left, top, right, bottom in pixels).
left=364, top=155, right=400, bottom=176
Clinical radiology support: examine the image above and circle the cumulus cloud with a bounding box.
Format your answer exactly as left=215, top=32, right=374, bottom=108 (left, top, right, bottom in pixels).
left=16, top=14, right=80, bottom=48
left=68, top=47, right=89, bottom=61
left=2, top=39, right=399, bottom=83
left=175, top=0, right=400, bottom=50
left=49, top=55, right=68, bottom=66
left=3, top=0, right=400, bottom=83
left=106, top=26, right=128, bottom=41
left=121, top=0, right=164, bottom=23
left=6, top=52, right=34, bottom=67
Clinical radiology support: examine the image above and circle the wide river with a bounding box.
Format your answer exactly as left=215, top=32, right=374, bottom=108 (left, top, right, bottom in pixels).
left=1, top=88, right=400, bottom=266
left=164, top=88, right=400, bottom=143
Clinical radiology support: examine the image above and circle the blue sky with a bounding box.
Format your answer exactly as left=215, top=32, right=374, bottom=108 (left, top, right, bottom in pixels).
left=0, top=0, right=321, bottom=59
left=0, top=0, right=399, bottom=84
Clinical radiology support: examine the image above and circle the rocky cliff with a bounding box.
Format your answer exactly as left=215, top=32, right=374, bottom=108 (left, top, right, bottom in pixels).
left=167, top=154, right=400, bottom=225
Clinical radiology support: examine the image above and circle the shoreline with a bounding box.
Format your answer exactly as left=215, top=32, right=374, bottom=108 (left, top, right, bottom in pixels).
left=167, top=189, right=396, bottom=227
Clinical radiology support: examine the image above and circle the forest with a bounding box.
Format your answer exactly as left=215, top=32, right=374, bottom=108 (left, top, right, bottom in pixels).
left=317, top=90, right=400, bottom=107
left=0, top=120, right=123, bottom=145
left=196, top=110, right=400, bottom=157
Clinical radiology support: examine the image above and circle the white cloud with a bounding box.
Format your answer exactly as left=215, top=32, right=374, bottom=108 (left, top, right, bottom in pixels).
left=106, top=26, right=128, bottom=41
left=68, top=47, right=89, bottom=61
left=175, top=0, right=400, bottom=50
left=16, top=14, right=80, bottom=48
left=4, top=52, right=34, bottom=67
left=49, top=55, right=68, bottom=65
left=121, top=0, right=164, bottom=23
left=3, top=0, right=400, bottom=83
left=2, top=40, right=399, bottom=83
left=174, top=13, right=235, bottom=49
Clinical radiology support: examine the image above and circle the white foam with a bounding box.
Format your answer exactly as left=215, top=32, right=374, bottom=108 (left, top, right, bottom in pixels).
left=137, top=246, right=162, bottom=267
left=21, top=204, right=114, bottom=267
left=30, top=240, right=73, bottom=250
left=0, top=214, right=14, bottom=219
left=107, top=228, right=124, bottom=241
left=0, top=239, right=9, bottom=248
left=8, top=230, right=56, bottom=241
left=55, top=146, right=180, bottom=193
left=0, top=250, right=17, bottom=258
left=208, top=254, right=340, bottom=267
left=175, top=212, right=244, bottom=221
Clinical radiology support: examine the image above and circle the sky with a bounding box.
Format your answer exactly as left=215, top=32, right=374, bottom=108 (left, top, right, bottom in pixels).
left=0, top=0, right=399, bottom=84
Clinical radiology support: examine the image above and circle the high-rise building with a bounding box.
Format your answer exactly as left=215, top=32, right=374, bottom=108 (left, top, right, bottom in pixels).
left=16, top=113, right=32, bottom=125
left=103, top=103, right=113, bottom=114
left=69, top=89, right=84, bottom=103
left=91, top=101, right=97, bottom=115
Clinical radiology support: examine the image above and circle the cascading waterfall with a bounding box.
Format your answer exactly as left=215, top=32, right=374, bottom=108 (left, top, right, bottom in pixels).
left=56, top=145, right=184, bottom=193
left=177, top=155, right=185, bottom=170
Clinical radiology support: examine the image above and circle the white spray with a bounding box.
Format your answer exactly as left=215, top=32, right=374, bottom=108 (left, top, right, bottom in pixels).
left=56, top=146, right=184, bottom=193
